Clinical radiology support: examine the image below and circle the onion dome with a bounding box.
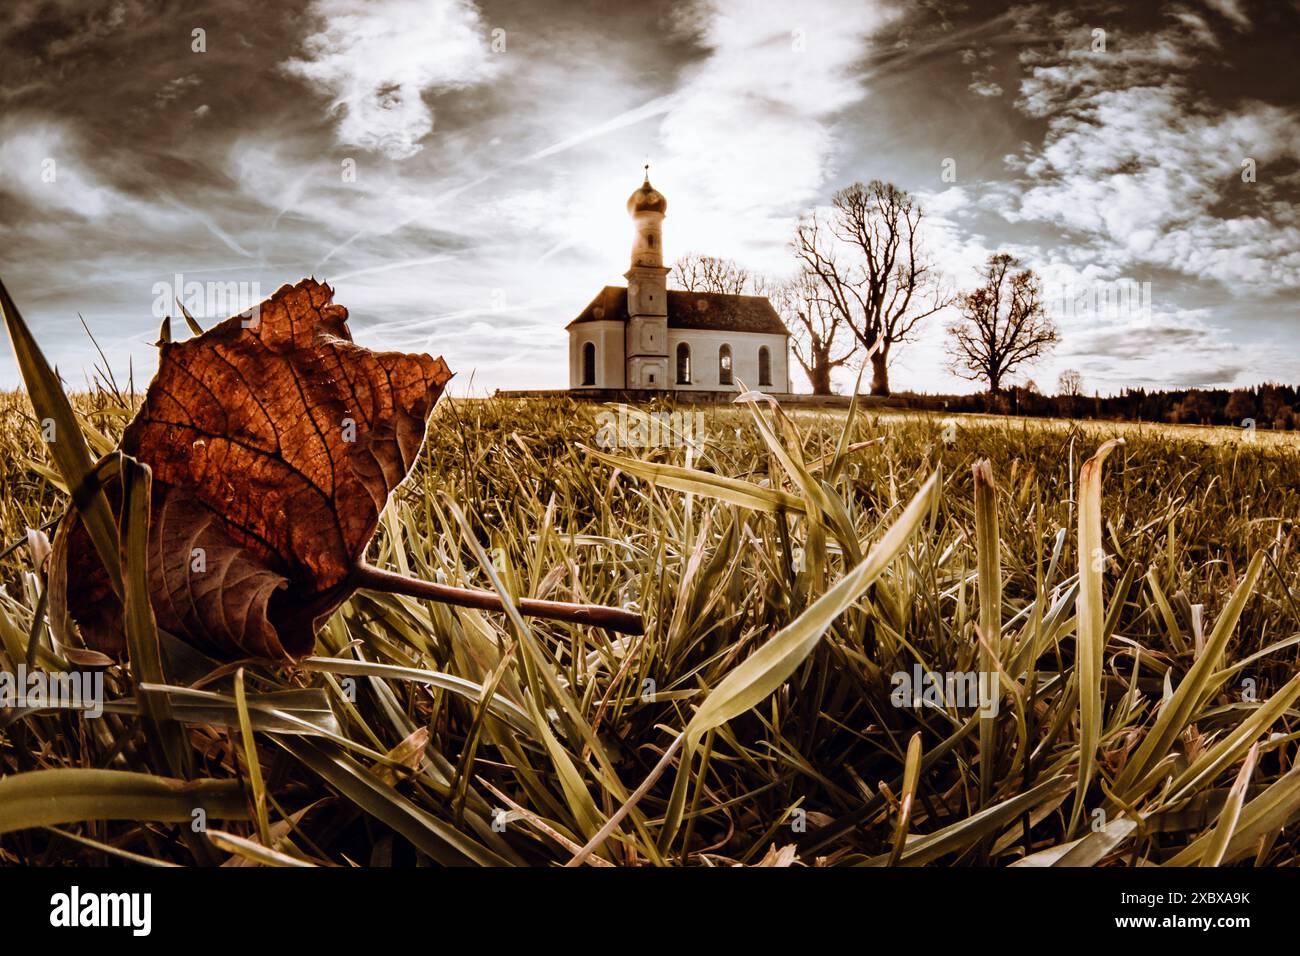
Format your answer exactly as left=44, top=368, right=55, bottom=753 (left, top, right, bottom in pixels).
left=627, top=167, right=667, bottom=215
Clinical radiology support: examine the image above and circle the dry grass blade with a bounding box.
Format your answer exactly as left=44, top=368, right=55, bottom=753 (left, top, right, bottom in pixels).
left=972, top=460, right=1000, bottom=810
left=1199, top=742, right=1258, bottom=867
left=1114, top=551, right=1266, bottom=803
left=1166, top=765, right=1300, bottom=866
left=683, top=470, right=939, bottom=750
left=119, top=454, right=191, bottom=779
left=864, top=776, right=1072, bottom=866
left=1164, top=665, right=1300, bottom=803
left=581, top=444, right=807, bottom=514
left=887, top=732, right=924, bottom=866
left=0, top=769, right=247, bottom=834
left=276, top=737, right=511, bottom=866
left=1073, top=438, right=1123, bottom=831
left=300, top=656, right=536, bottom=737
left=234, top=667, right=272, bottom=845
left=570, top=472, right=938, bottom=865
left=207, top=829, right=317, bottom=867
left=1053, top=817, right=1139, bottom=866
left=0, top=276, right=122, bottom=594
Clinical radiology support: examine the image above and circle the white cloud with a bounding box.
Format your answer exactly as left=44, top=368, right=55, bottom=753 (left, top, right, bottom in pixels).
left=155, top=74, right=201, bottom=108
left=0, top=116, right=123, bottom=217
left=1003, top=19, right=1300, bottom=293
left=1202, top=0, right=1252, bottom=31
left=282, top=0, right=497, bottom=160
left=1050, top=305, right=1282, bottom=390
left=655, top=0, right=898, bottom=262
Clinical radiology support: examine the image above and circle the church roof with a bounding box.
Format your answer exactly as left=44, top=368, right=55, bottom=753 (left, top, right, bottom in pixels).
left=566, top=286, right=789, bottom=335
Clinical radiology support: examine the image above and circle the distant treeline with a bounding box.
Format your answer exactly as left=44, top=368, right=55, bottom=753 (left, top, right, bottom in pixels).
left=892, top=383, right=1300, bottom=429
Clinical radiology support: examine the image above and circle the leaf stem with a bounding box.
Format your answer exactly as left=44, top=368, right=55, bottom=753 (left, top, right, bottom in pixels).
left=351, top=563, right=644, bottom=635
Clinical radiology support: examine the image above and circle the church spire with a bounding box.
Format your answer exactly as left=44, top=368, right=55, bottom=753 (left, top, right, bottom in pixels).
left=626, top=167, right=667, bottom=270
left=623, top=164, right=669, bottom=389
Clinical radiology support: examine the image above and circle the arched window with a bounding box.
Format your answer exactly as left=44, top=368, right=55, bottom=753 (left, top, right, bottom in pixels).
left=581, top=341, right=596, bottom=386
left=676, top=343, right=691, bottom=384
left=758, top=346, right=772, bottom=387
left=718, top=344, right=733, bottom=386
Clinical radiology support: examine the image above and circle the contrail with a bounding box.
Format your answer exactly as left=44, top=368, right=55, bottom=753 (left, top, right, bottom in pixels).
left=312, top=173, right=497, bottom=272
left=370, top=299, right=544, bottom=337
left=157, top=194, right=255, bottom=258
left=522, top=93, right=677, bottom=162
left=329, top=254, right=457, bottom=282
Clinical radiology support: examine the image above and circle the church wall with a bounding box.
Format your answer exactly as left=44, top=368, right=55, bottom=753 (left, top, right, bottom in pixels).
left=666, top=328, right=790, bottom=392
left=569, top=320, right=626, bottom=389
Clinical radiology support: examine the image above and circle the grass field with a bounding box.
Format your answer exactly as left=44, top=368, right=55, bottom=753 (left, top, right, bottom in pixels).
left=2, top=385, right=1300, bottom=866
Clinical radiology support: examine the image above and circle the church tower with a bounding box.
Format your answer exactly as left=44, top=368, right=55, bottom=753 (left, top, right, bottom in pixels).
left=624, top=167, right=669, bottom=388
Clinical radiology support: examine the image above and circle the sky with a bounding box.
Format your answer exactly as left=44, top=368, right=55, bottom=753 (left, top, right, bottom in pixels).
left=1, top=0, right=1297, bottom=396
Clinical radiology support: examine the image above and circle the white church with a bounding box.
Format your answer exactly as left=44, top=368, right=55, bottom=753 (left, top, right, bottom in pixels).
left=567, top=172, right=791, bottom=394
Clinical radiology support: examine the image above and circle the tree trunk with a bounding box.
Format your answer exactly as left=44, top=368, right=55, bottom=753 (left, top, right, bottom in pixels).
left=809, top=361, right=832, bottom=395
left=869, top=349, right=890, bottom=396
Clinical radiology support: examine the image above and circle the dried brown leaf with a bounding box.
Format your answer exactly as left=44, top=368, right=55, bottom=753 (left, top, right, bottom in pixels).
left=50, top=279, right=452, bottom=660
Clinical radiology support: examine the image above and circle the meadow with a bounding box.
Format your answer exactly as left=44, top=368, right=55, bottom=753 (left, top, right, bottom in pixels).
left=2, top=384, right=1300, bottom=867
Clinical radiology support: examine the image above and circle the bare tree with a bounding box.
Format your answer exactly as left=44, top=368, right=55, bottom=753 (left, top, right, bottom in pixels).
left=948, top=253, right=1058, bottom=395
left=671, top=253, right=751, bottom=294
left=795, top=181, right=950, bottom=396
left=761, top=269, right=854, bottom=395
left=1057, top=369, right=1083, bottom=397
